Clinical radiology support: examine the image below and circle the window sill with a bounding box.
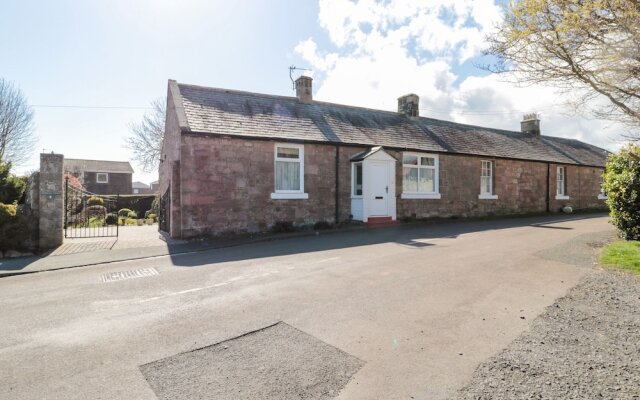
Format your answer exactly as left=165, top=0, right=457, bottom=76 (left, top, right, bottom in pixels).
left=597, top=194, right=607, bottom=200
left=270, top=192, right=308, bottom=200
left=555, top=195, right=570, bottom=200
left=401, top=193, right=441, bottom=200
left=478, top=194, right=498, bottom=200
left=351, top=195, right=363, bottom=199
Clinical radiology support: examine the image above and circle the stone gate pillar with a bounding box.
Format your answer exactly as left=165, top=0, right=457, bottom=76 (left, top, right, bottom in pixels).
left=39, top=153, right=64, bottom=249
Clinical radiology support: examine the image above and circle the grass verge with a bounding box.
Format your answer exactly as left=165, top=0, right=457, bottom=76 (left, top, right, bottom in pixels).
left=600, top=241, right=640, bottom=274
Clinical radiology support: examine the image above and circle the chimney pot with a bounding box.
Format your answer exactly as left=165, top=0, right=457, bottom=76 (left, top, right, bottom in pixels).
left=398, top=94, right=419, bottom=118
left=295, top=76, right=313, bottom=103
left=520, top=113, right=541, bottom=135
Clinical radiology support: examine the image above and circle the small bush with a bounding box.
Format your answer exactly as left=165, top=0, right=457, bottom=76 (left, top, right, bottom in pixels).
left=87, top=205, right=107, bottom=219
left=118, top=208, right=133, bottom=217
left=127, top=210, right=137, bottom=218
left=148, top=213, right=157, bottom=221
left=603, top=144, right=640, bottom=240
left=271, top=220, right=295, bottom=233
left=87, top=196, right=104, bottom=206
left=105, top=213, right=117, bottom=225
left=125, top=218, right=138, bottom=226
left=0, top=160, right=26, bottom=204
left=313, top=221, right=332, bottom=230
left=0, top=203, right=29, bottom=251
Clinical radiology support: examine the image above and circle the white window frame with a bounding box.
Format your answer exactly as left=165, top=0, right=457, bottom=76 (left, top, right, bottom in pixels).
left=478, top=160, right=498, bottom=199
left=598, top=171, right=607, bottom=199
left=270, top=143, right=308, bottom=200
left=555, top=166, right=569, bottom=200
left=96, top=172, right=109, bottom=184
left=400, top=152, right=441, bottom=199
left=351, top=162, right=363, bottom=198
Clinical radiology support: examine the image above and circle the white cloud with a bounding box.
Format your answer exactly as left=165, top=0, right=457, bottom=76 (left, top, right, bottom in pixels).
left=295, top=0, right=628, bottom=151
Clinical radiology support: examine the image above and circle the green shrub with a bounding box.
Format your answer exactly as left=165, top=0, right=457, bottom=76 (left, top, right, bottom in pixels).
left=0, top=203, right=29, bottom=251
left=105, top=213, right=117, bottom=225
left=125, top=218, right=137, bottom=226
left=115, top=195, right=155, bottom=219
left=118, top=208, right=133, bottom=217
left=148, top=213, right=157, bottom=221
left=0, top=160, right=26, bottom=204
left=87, top=196, right=104, bottom=206
left=603, top=145, right=640, bottom=240
left=127, top=210, right=137, bottom=218
left=150, top=196, right=159, bottom=214
left=87, top=205, right=107, bottom=219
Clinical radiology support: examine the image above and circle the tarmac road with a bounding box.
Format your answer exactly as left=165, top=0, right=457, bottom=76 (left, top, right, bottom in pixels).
left=0, top=214, right=613, bottom=400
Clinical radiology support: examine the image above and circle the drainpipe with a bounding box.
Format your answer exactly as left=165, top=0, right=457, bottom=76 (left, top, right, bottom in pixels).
left=546, top=163, right=550, bottom=212
left=335, top=145, right=340, bottom=224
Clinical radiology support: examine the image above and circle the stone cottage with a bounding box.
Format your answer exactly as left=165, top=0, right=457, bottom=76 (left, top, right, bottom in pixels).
left=159, top=77, right=608, bottom=239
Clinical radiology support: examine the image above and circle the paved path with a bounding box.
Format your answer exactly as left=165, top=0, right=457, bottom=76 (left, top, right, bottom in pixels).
left=0, top=214, right=613, bottom=399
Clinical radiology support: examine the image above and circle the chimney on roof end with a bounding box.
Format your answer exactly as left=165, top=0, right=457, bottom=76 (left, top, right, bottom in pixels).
left=521, top=113, right=541, bottom=135
left=398, top=94, right=419, bottom=118
left=295, top=76, right=313, bottom=103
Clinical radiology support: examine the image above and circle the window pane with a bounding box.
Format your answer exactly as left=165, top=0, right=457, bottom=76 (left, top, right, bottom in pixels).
left=418, top=168, right=435, bottom=193
left=403, top=155, right=418, bottom=166
left=353, top=163, right=363, bottom=196
left=403, top=167, right=418, bottom=192
left=276, top=161, right=300, bottom=190
left=481, top=176, right=491, bottom=194
left=420, top=157, right=435, bottom=166
left=277, top=147, right=299, bottom=159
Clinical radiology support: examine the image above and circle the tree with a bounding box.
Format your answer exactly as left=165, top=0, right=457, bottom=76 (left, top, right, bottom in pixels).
left=125, top=98, right=165, bottom=173
left=603, top=144, right=640, bottom=240
left=0, top=78, right=36, bottom=166
left=0, top=159, right=26, bottom=204
left=485, top=0, right=640, bottom=130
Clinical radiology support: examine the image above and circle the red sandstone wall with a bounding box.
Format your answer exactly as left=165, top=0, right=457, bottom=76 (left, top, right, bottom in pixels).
left=175, top=136, right=606, bottom=237
left=179, top=136, right=339, bottom=237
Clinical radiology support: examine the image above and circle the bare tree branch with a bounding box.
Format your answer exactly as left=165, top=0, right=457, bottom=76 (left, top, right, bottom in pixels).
left=125, top=98, right=165, bottom=173
left=0, top=78, right=37, bottom=166
left=484, top=0, right=640, bottom=137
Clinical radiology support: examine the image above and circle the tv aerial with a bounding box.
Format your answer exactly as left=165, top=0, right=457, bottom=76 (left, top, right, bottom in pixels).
left=289, top=65, right=311, bottom=90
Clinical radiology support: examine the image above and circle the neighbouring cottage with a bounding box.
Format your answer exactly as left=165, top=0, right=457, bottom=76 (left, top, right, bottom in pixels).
left=159, top=77, right=608, bottom=239
left=64, top=158, right=134, bottom=195
left=132, top=181, right=151, bottom=194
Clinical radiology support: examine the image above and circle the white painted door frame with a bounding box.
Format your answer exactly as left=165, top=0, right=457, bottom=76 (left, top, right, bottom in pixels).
left=361, top=150, right=396, bottom=222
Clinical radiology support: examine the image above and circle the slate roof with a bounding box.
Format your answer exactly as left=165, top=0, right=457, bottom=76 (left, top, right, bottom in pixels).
left=172, top=81, right=609, bottom=167
left=64, top=159, right=134, bottom=174
left=132, top=181, right=150, bottom=189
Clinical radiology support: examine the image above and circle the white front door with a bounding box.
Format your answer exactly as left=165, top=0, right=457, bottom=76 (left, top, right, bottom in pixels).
left=370, top=162, right=389, bottom=216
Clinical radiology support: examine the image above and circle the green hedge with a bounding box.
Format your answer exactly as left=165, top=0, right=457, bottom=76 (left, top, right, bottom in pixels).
left=108, top=195, right=156, bottom=220
left=604, top=145, right=640, bottom=240
left=0, top=203, right=29, bottom=252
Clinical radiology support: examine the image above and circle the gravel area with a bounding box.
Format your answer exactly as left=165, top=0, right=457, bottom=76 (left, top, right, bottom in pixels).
left=457, top=270, right=640, bottom=400
left=140, top=322, right=364, bottom=400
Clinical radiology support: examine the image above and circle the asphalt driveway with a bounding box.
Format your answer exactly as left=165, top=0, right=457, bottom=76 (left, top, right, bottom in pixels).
left=0, top=214, right=613, bottom=400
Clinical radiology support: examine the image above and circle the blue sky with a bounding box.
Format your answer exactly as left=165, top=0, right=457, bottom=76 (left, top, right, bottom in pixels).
left=1, top=0, right=626, bottom=184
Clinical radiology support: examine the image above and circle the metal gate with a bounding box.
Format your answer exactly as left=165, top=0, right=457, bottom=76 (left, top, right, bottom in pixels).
left=64, top=177, right=119, bottom=238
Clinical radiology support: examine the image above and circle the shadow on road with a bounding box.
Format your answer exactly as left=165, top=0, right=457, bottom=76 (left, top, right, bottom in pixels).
left=167, top=213, right=606, bottom=268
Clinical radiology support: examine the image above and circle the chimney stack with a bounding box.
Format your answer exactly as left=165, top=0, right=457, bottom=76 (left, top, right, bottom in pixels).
left=521, top=113, right=541, bottom=135
left=398, top=94, right=419, bottom=118
left=295, top=76, right=313, bottom=103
